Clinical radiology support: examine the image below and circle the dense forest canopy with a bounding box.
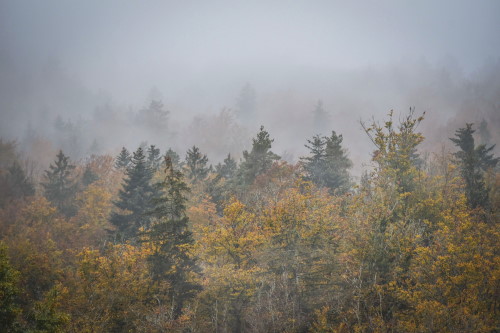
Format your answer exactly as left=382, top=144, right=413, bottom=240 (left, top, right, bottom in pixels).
left=1, top=1, right=499, bottom=332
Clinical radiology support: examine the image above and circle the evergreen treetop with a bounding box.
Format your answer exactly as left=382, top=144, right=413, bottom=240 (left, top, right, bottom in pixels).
left=450, top=123, right=498, bottom=209
left=41, top=150, right=77, bottom=216
left=110, top=147, right=155, bottom=240
left=185, top=146, right=210, bottom=183
left=237, top=126, right=280, bottom=186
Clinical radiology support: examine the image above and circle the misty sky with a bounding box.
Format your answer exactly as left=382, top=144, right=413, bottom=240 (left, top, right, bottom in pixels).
left=1, top=1, right=499, bottom=175
left=2, top=1, right=499, bottom=100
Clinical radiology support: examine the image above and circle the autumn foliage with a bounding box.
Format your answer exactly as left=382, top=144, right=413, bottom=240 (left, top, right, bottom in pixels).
left=0, top=111, right=498, bottom=332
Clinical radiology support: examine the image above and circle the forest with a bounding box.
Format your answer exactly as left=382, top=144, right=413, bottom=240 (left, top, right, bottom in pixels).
left=2, top=1, right=500, bottom=332
left=0, top=109, right=498, bottom=332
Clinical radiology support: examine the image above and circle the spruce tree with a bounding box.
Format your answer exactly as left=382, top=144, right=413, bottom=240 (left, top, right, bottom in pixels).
left=185, top=146, right=210, bottom=183
left=115, top=147, right=131, bottom=170
left=81, top=165, right=98, bottom=187
left=450, top=123, right=498, bottom=209
left=147, top=144, right=162, bottom=172
left=312, top=100, right=329, bottom=135
left=142, top=157, right=200, bottom=318
left=41, top=150, right=77, bottom=216
left=323, top=131, right=352, bottom=194
left=110, top=147, right=154, bottom=240
left=301, top=131, right=352, bottom=194
left=301, top=135, right=327, bottom=186
left=165, top=148, right=182, bottom=169
left=1, top=162, right=35, bottom=206
left=236, top=126, right=280, bottom=186
left=215, top=153, right=237, bottom=180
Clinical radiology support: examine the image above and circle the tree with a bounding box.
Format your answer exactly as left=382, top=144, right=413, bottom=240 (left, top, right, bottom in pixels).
left=450, top=123, right=498, bottom=210
left=110, top=147, right=154, bottom=240
left=185, top=146, right=210, bottom=183
left=323, top=131, right=353, bottom=194
left=81, top=164, right=98, bottom=187
left=141, top=157, right=200, bottom=319
left=41, top=150, right=77, bottom=216
left=137, top=100, right=169, bottom=132
left=115, top=147, right=131, bottom=170
left=312, top=100, right=330, bottom=135
left=147, top=144, right=162, bottom=172
left=301, top=131, right=352, bottom=194
left=362, top=109, right=424, bottom=196
left=215, top=153, right=237, bottom=180
left=0, top=162, right=35, bottom=207
left=236, top=126, right=280, bottom=187
left=0, top=242, right=21, bottom=332
left=236, top=83, right=257, bottom=124
left=165, top=148, right=182, bottom=169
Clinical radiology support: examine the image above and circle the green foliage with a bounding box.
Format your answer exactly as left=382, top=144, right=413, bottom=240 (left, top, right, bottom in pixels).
left=236, top=125, right=280, bottom=187
left=114, top=147, right=131, bottom=170
left=0, top=242, right=21, bottom=332
left=147, top=144, right=162, bottom=172
left=450, top=123, right=498, bottom=210
left=110, top=147, right=155, bottom=240
left=215, top=153, right=237, bottom=180
left=41, top=150, right=77, bottom=217
left=301, top=131, right=352, bottom=194
left=28, top=284, right=70, bottom=333
left=0, top=162, right=35, bottom=207
left=142, top=157, right=200, bottom=319
left=185, top=145, right=210, bottom=183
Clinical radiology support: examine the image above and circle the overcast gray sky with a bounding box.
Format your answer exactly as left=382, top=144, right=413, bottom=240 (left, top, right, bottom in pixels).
left=2, top=0, right=499, bottom=101
left=1, top=1, right=499, bottom=173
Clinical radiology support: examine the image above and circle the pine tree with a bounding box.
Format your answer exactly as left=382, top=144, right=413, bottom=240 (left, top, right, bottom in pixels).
left=81, top=165, right=98, bottom=187
left=312, top=100, right=329, bottom=135
left=237, top=126, right=280, bottom=186
left=115, top=147, right=131, bottom=170
left=1, top=162, right=35, bottom=206
left=110, top=147, right=154, bottom=240
left=450, top=123, right=498, bottom=209
left=165, top=148, right=182, bottom=169
left=323, top=131, right=352, bottom=194
left=236, top=83, right=257, bottom=124
left=142, top=157, right=200, bottom=318
left=301, top=131, right=352, bottom=194
left=215, top=153, right=237, bottom=180
left=301, top=135, right=327, bottom=186
left=185, top=146, right=210, bottom=183
left=41, top=150, right=77, bottom=216
left=146, top=144, right=161, bottom=172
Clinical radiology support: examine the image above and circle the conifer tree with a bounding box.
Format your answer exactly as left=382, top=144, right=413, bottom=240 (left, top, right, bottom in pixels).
left=215, top=153, right=237, bottom=180
left=185, top=146, right=210, bottom=183
left=147, top=144, right=162, bottom=172
left=81, top=165, right=98, bottom=187
left=312, top=100, right=329, bottom=134
left=142, top=157, right=200, bottom=318
left=237, top=126, right=280, bottom=186
left=450, top=123, right=498, bottom=209
left=115, top=147, right=131, bottom=170
left=301, top=135, right=327, bottom=186
left=165, top=148, right=182, bottom=169
left=0, top=162, right=35, bottom=206
left=301, top=131, right=352, bottom=194
left=41, top=150, right=77, bottom=216
left=323, top=131, right=353, bottom=194
left=110, top=147, right=154, bottom=240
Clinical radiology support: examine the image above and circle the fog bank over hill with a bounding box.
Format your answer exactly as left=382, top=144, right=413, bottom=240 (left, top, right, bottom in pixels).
left=1, top=1, right=499, bottom=177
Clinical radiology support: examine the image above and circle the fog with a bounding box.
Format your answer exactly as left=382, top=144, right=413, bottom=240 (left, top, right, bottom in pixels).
left=1, top=0, right=499, bottom=176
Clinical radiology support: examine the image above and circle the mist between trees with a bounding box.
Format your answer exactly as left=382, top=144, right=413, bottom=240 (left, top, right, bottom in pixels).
left=0, top=108, right=498, bottom=332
